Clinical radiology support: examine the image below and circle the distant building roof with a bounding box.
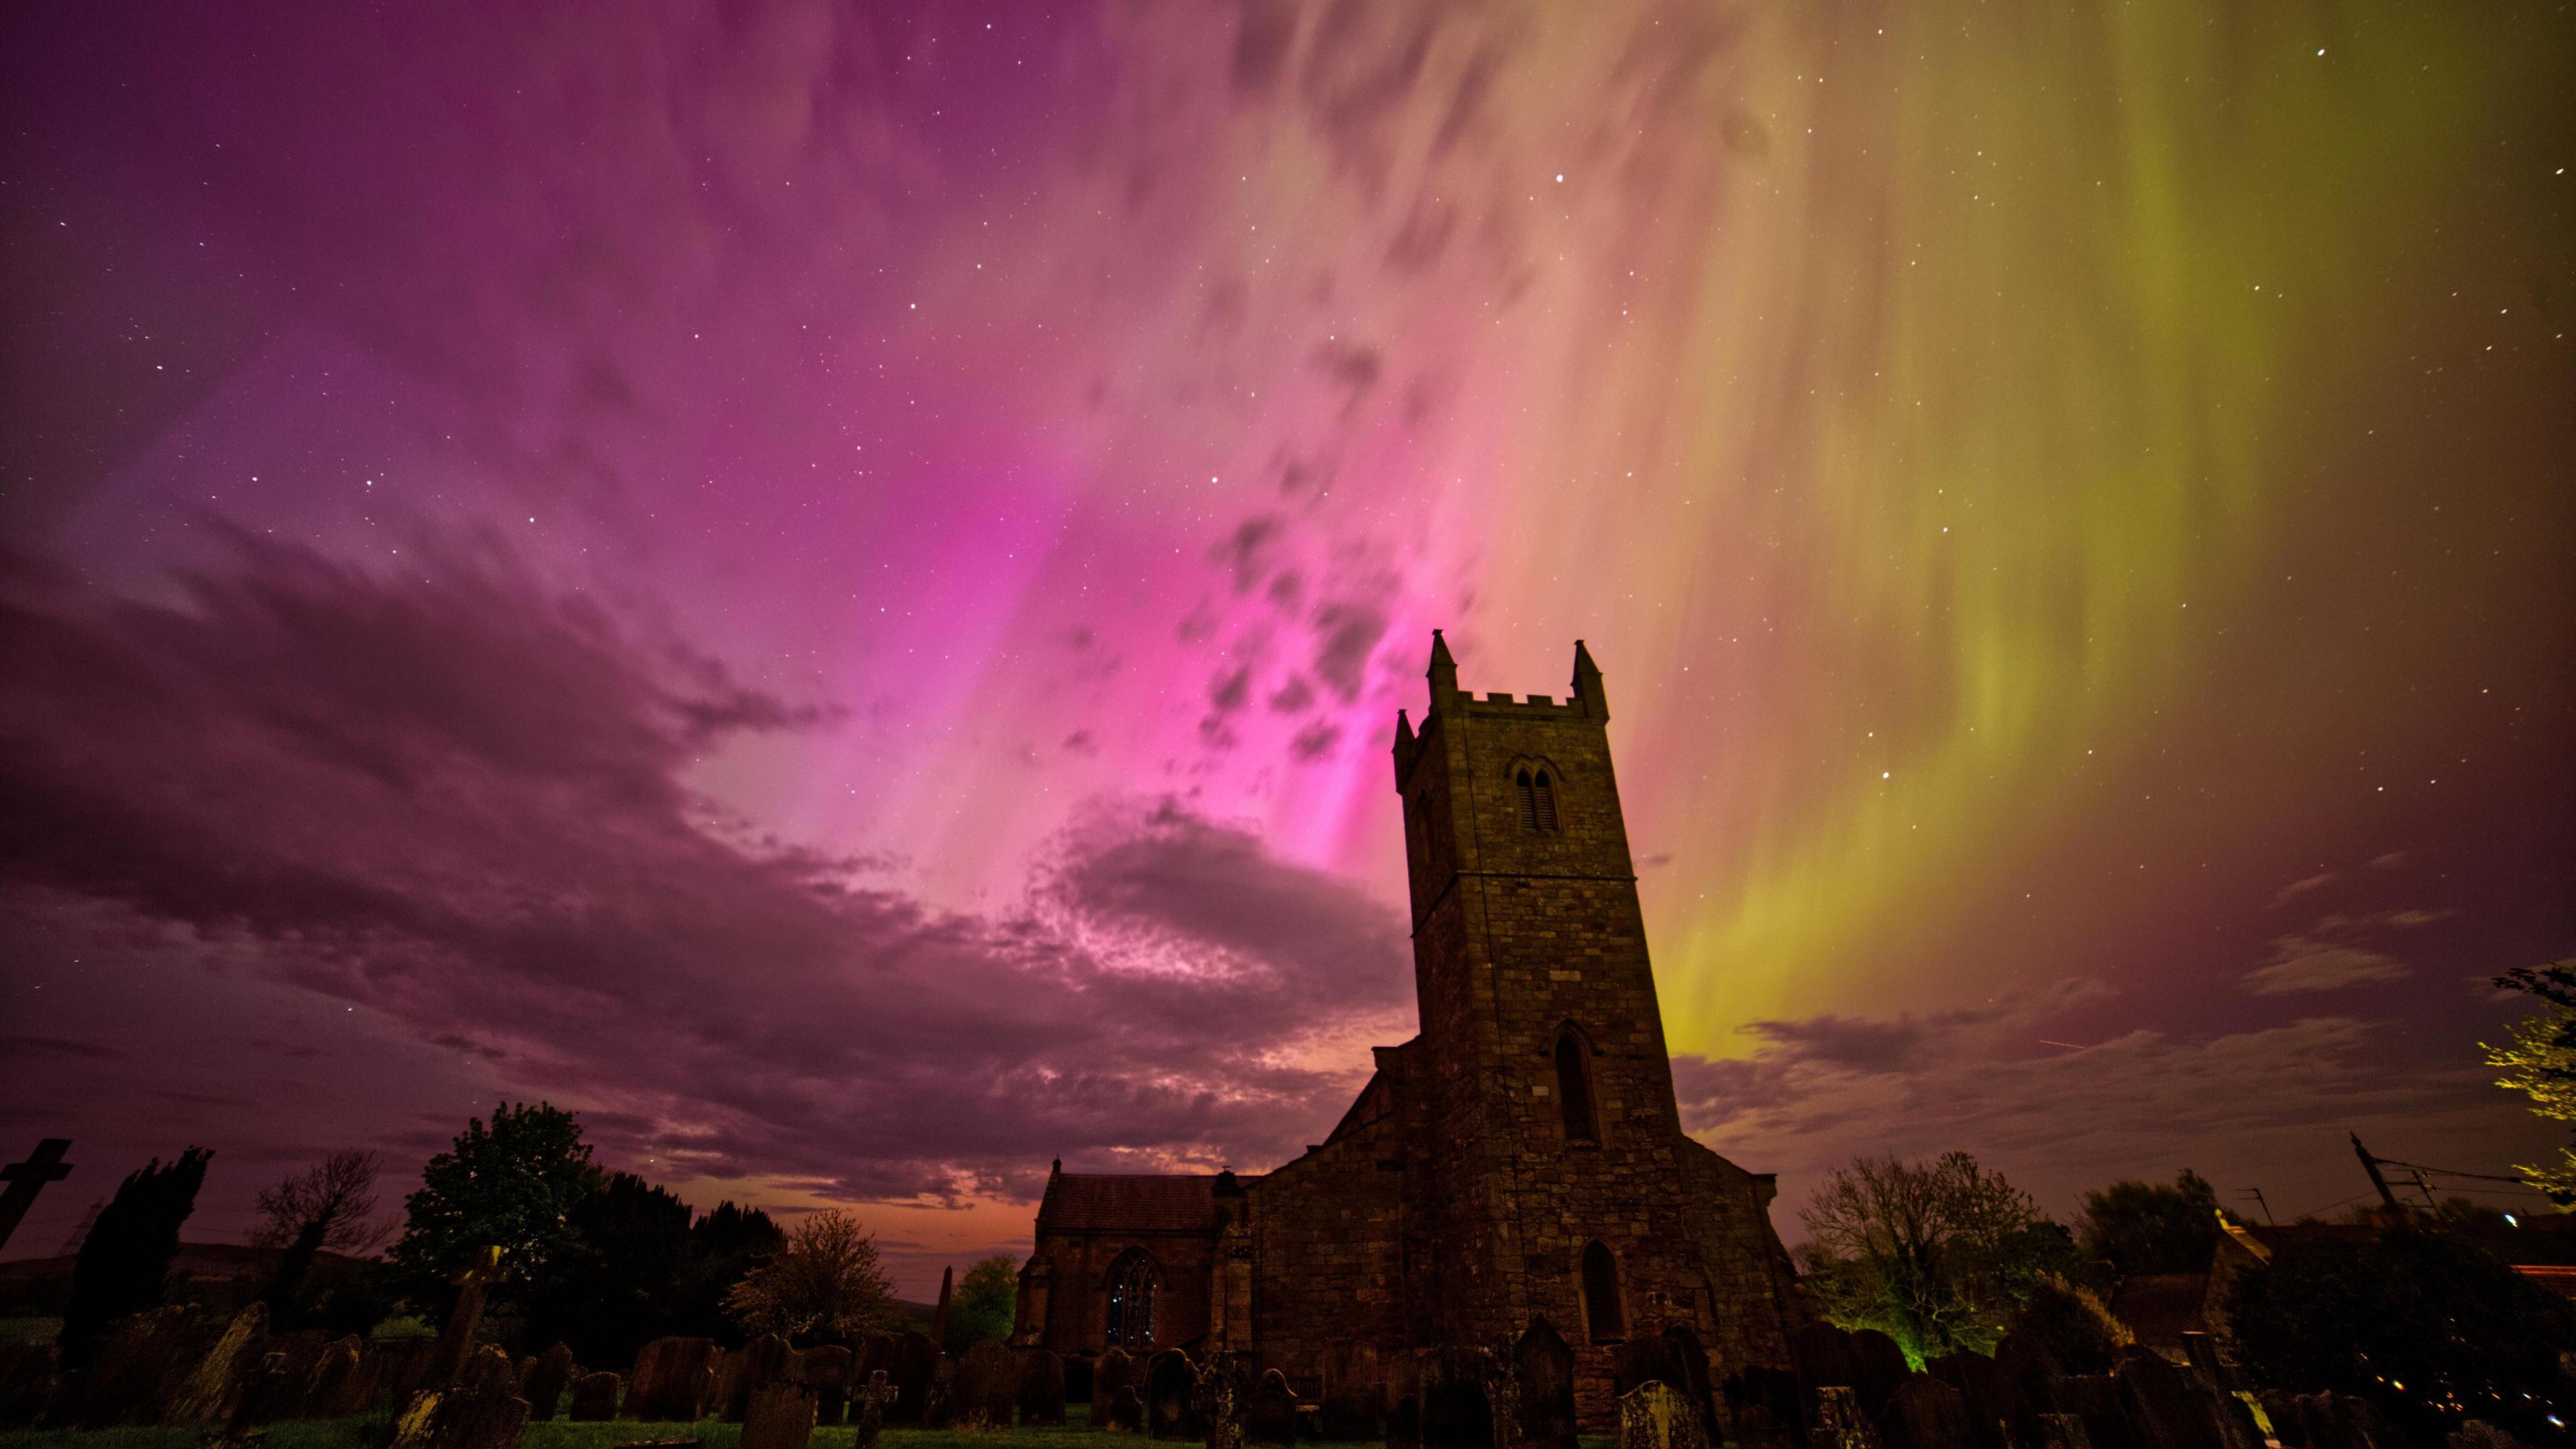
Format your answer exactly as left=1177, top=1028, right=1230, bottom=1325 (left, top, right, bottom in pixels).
left=1037, top=1173, right=1228, bottom=1234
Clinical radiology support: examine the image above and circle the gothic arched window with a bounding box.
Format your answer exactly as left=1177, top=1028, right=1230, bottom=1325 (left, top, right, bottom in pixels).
left=1104, top=1248, right=1161, bottom=1349
left=1515, top=769, right=1559, bottom=831
left=1580, top=1240, right=1625, bottom=1343
left=1554, top=1029, right=1599, bottom=1142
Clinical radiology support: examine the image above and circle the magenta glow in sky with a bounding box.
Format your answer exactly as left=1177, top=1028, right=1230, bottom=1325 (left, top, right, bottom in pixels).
left=3, top=1, right=2570, bottom=1290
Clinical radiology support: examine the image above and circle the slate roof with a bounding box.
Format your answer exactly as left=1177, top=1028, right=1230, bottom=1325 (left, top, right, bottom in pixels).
left=1037, top=1173, right=1224, bottom=1234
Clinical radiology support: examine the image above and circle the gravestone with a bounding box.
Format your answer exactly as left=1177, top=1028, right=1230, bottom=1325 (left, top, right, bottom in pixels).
left=957, top=1340, right=1020, bottom=1428
left=360, top=1339, right=433, bottom=1412
left=1199, top=1356, right=1248, bottom=1449
left=389, top=1381, right=531, bottom=1449
left=1619, top=1381, right=1709, bottom=1449
left=1790, top=1324, right=1861, bottom=1411
left=724, top=1335, right=798, bottom=1422
left=1482, top=1350, right=1521, bottom=1449
left=1615, top=1335, right=1695, bottom=1399
left=742, top=1380, right=818, bottom=1449
left=300, top=1339, right=361, bottom=1421
left=1813, top=1386, right=1882, bottom=1449
left=1097, top=1347, right=1143, bottom=1433
left=1664, top=1327, right=1719, bottom=1444
left=1718, top=1367, right=1801, bottom=1449
left=2047, top=1377, right=2137, bottom=1449
left=853, top=1369, right=897, bottom=1449
left=459, top=1344, right=518, bottom=1399
left=1322, top=1340, right=1385, bottom=1440
left=1416, top=1347, right=1496, bottom=1449
left=625, top=1336, right=716, bottom=1420
left=1148, top=1349, right=1201, bottom=1439
left=1992, top=1335, right=2067, bottom=1449
left=168, top=1301, right=270, bottom=1424
left=2035, top=1415, right=2096, bottom=1449
left=66, top=1303, right=197, bottom=1426
left=1927, top=1354, right=2011, bottom=1449
left=421, top=1250, right=502, bottom=1391
left=801, top=1344, right=853, bottom=1425
left=2257, top=1393, right=2306, bottom=1449
left=1848, top=1334, right=1911, bottom=1421
left=0, top=1341, right=60, bottom=1427
left=568, top=1371, right=621, bottom=1420
left=1246, top=1367, right=1301, bottom=1446
left=237, top=1349, right=303, bottom=1426
left=1020, top=1347, right=1069, bottom=1426
left=886, top=1329, right=939, bottom=1424
left=0, top=1140, right=74, bottom=1256
left=1106, top=1383, right=1148, bottom=1434
left=523, top=1341, right=575, bottom=1421
left=2114, top=1351, right=2222, bottom=1449
left=1879, top=1377, right=1976, bottom=1449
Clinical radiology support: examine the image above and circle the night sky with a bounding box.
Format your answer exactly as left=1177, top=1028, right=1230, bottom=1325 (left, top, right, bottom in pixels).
left=2, top=1, right=2569, bottom=1295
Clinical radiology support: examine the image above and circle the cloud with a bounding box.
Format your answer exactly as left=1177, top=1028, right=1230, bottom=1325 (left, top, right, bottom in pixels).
left=2269, top=871, right=2335, bottom=907
left=0, top=539, right=1413, bottom=1205
left=2241, top=940, right=2411, bottom=995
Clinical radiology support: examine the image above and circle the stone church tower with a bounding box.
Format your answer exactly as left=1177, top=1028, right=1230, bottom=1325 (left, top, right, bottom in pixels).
left=1017, top=635, right=1803, bottom=1424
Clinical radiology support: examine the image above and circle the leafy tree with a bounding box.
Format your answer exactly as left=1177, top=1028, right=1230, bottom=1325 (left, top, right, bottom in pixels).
left=1799, top=1151, right=2074, bottom=1363
left=944, top=1254, right=1021, bottom=1353
left=62, top=1148, right=212, bottom=1367
left=2228, top=1224, right=2576, bottom=1444
left=390, top=1103, right=599, bottom=1319
left=2008, top=1272, right=2132, bottom=1374
left=675, top=1199, right=786, bottom=1346
left=2487, top=960, right=2576, bottom=1203
left=2077, top=1170, right=2226, bottom=1276
left=523, top=1171, right=695, bottom=1367
left=722, top=1208, right=903, bottom=1344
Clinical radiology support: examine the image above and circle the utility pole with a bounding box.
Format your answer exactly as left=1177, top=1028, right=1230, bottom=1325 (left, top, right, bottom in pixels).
left=2239, top=1187, right=2275, bottom=1226
left=2352, top=1132, right=2404, bottom=1220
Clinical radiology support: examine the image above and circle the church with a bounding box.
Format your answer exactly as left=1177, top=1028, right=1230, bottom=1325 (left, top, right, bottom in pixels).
left=1012, top=634, right=1807, bottom=1423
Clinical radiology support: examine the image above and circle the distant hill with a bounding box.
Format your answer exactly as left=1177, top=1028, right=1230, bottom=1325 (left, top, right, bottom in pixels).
left=0, top=1242, right=366, bottom=1317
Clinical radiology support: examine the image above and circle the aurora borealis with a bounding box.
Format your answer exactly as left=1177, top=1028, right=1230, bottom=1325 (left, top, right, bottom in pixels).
left=2, top=1, right=2569, bottom=1289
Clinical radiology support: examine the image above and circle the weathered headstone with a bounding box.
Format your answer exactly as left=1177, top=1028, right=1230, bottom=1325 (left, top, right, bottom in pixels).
left=723, top=1335, right=798, bottom=1422
left=625, top=1336, right=716, bottom=1420
left=1149, top=1348, right=1201, bottom=1439
left=522, top=1341, right=574, bottom=1421
left=1020, top=1347, right=1070, bottom=1426
left=885, top=1329, right=939, bottom=1424
left=1200, top=1356, right=1248, bottom=1449
left=0, top=1341, right=61, bottom=1427
left=1879, top=1376, right=1976, bottom=1449
left=1790, top=1323, right=1861, bottom=1411
left=2114, top=1350, right=2224, bottom=1449
left=1849, top=1333, right=1911, bottom=1421
left=458, top=1344, right=518, bottom=1399
left=1416, top=1347, right=1496, bottom=1449
left=2047, top=1376, right=2137, bottom=1449
left=853, top=1368, right=898, bottom=1449
left=742, top=1379, right=818, bottom=1449
left=167, top=1301, right=270, bottom=1424
left=1992, top=1335, right=2067, bottom=1449
left=1814, top=1385, right=1883, bottom=1449
left=955, top=1339, right=1020, bottom=1428
left=1321, top=1340, right=1385, bottom=1441
left=388, top=1381, right=531, bottom=1449
left=1620, top=1380, right=1709, bottom=1449
left=1927, top=1354, right=2012, bottom=1449
left=1718, top=1367, right=1801, bottom=1449
left=801, top=1344, right=853, bottom=1425
left=1246, top=1368, right=1301, bottom=1446
left=1663, top=1327, right=1720, bottom=1445
left=420, top=1248, right=502, bottom=1391
left=1098, top=1346, right=1144, bottom=1432
left=1504, top=1315, right=1566, bottom=1444
left=568, top=1371, right=621, bottom=1420
left=66, top=1303, right=197, bottom=1426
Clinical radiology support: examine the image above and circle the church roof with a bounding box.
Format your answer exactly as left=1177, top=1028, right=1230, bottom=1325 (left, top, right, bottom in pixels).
left=1037, top=1173, right=1227, bottom=1234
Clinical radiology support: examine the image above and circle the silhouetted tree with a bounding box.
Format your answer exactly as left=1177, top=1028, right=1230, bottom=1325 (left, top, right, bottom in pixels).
left=2229, top=1224, right=2576, bottom=1444
left=944, top=1254, right=1020, bottom=1353
left=523, top=1170, right=694, bottom=1367
left=390, top=1103, right=599, bottom=1323
left=2488, top=959, right=2576, bottom=1203
left=2076, top=1170, right=2226, bottom=1276
left=1799, top=1151, right=2074, bottom=1363
left=724, top=1208, right=903, bottom=1344
left=675, top=1199, right=785, bottom=1346
left=62, top=1148, right=211, bottom=1367
left=256, top=1148, right=390, bottom=1328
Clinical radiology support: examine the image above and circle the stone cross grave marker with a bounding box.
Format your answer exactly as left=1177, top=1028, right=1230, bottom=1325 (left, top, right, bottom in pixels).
left=0, top=1140, right=72, bottom=1256
left=853, top=1369, right=898, bottom=1449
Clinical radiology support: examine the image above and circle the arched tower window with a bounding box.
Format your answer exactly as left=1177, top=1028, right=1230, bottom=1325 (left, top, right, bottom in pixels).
left=1554, top=1028, right=1599, bottom=1142
left=1515, top=768, right=1559, bottom=830
left=1104, top=1248, right=1162, bottom=1348
left=1580, top=1240, right=1625, bottom=1343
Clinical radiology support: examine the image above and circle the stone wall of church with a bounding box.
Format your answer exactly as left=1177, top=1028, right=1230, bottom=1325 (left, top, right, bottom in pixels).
left=1240, top=1109, right=1411, bottom=1397
left=1027, top=1228, right=1218, bottom=1355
